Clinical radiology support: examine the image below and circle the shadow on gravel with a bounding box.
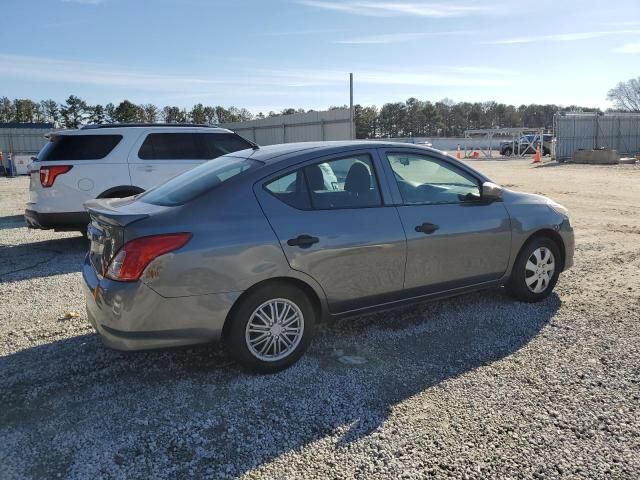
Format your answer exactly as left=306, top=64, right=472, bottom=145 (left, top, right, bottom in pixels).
left=0, top=236, right=88, bottom=281
left=0, top=290, right=560, bottom=479
left=532, top=161, right=570, bottom=168
left=0, top=215, right=26, bottom=230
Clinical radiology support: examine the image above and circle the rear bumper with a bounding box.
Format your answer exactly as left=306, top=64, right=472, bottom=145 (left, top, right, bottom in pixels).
left=24, top=208, right=89, bottom=231
left=82, top=255, right=240, bottom=351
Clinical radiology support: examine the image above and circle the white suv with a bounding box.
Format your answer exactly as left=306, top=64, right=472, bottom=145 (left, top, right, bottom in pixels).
left=25, top=124, right=254, bottom=231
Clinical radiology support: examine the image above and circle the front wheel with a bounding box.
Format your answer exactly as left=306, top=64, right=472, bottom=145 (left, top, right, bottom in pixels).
left=507, top=237, right=561, bottom=303
left=225, top=283, right=315, bottom=373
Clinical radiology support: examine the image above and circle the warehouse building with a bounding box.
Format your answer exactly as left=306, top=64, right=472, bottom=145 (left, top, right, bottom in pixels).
left=0, top=123, right=53, bottom=175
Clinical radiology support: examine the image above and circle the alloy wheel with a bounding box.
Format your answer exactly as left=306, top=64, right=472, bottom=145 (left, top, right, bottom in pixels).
left=245, top=298, right=304, bottom=362
left=525, top=247, right=556, bottom=293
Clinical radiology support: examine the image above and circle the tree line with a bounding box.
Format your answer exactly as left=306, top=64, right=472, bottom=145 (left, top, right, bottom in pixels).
left=354, top=99, right=603, bottom=138
left=0, top=94, right=602, bottom=137
left=0, top=95, right=261, bottom=129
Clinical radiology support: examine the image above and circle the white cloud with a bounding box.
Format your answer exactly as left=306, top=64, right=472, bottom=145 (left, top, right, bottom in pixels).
left=615, top=42, right=640, bottom=54
left=0, top=53, right=221, bottom=90
left=298, top=0, right=497, bottom=18
left=486, top=29, right=640, bottom=45
left=257, top=67, right=512, bottom=88
left=453, top=66, right=518, bottom=76
left=0, top=51, right=514, bottom=111
left=334, top=30, right=468, bottom=44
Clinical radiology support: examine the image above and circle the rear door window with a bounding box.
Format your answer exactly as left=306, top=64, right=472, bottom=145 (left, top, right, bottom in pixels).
left=265, top=170, right=310, bottom=210
left=264, top=153, right=382, bottom=210
left=38, top=135, right=122, bottom=161
left=138, top=133, right=251, bottom=160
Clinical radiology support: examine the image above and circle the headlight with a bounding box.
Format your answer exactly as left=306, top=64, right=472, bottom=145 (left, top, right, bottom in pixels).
left=547, top=201, right=571, bottom=222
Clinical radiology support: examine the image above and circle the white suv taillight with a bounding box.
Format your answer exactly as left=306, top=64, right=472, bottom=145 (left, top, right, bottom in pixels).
left=40, top=165, right=73, bottom=188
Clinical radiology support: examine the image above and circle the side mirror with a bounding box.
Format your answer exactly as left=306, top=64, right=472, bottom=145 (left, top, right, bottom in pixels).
left=481, top=181, right=503, bottom=203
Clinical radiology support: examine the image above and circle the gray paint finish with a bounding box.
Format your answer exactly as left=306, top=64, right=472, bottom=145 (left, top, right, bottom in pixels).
left=83, top=141, right=574, bottom=350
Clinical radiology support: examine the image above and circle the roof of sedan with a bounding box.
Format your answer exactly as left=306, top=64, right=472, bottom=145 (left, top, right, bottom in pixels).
left=232, top=140, right=432, bottom=163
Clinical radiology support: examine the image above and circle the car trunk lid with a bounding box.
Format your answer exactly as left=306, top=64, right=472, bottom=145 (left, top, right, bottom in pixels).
left=84, top=197, right=165, bottom=275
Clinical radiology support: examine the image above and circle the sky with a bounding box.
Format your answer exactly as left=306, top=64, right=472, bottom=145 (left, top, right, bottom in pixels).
left=1, top=0, right=639, bottom=113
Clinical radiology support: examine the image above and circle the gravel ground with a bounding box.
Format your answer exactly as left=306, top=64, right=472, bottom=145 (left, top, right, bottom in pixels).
left=1, top=159, right=639, bottom=479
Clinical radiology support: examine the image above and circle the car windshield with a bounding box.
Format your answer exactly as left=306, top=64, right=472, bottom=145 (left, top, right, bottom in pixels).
left=138, top=156, right=261, bottom=206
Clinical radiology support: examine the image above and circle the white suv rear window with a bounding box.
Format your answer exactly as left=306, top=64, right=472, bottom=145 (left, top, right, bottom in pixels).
left=37, top=135, right=122, bottom=161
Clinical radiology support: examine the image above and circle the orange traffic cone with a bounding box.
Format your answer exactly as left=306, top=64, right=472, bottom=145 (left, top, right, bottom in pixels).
left=532, top=145, right=541, bottom=163
left=456, top=145, right=461, bottom=159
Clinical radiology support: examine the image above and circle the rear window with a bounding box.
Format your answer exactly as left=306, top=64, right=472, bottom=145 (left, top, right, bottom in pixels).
left=37, top=135, right=122, bottom=161
left=138, top=156, right=260, bottom=206
left=138, top=132, right=251, bottom=160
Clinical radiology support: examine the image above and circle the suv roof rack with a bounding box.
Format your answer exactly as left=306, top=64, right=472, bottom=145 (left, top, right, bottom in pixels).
left=80, top=123, right=221, bottom=130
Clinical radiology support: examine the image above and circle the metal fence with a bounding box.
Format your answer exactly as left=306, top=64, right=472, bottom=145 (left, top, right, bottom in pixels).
left=554, top=113, right=640, bottom=162
left=0, top=123, right=53, bottom=155
left=221, top=109, right=353, bottom=145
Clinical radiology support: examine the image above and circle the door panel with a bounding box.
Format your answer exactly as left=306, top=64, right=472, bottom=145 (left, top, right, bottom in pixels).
left=255, top=151, right=407, bottom=313
left=397, top=203, right=511, bottom=290
left=129, top=160, right=202, bottom=190
left=382, top=149, right=512, bottom=291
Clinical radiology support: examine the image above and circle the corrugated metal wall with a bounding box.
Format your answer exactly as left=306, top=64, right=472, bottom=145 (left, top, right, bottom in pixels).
left=221, top=109, right=353, bottom=145
left=554, top=114, right=640, bottom=161
left=0, top=123, right=52, bottom=155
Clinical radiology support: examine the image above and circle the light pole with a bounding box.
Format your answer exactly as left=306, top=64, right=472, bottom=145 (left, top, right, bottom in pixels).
left=349, top=73, right=354, bottom=140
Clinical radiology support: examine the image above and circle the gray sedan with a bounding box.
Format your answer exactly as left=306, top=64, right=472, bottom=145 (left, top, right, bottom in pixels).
left=83, top=141, right=573, bottom=372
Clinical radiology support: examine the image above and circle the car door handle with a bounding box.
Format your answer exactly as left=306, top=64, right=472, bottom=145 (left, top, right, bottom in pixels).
left=287, top=234, right=319, bottom=248
left=415, top=222, right=439, bottom=234
left=143, top=166, right=155, bottom=172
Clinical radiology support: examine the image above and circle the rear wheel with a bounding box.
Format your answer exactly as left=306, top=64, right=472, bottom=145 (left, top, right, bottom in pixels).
left=503, top=147, right=512, bottom=157
left=225, top=283, right=315, bottom=373
left=507, top=237, right=561, bottom=302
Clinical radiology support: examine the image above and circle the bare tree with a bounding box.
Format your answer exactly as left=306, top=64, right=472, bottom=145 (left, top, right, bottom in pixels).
left=607, top=77, right=640, bottom=112
left=140, top=104, right=159, bottom=123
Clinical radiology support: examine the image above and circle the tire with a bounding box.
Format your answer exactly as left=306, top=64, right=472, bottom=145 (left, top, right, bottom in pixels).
left=506, top=237, right=561, bottom=303
left=503, top=148, right=512, bottom=157
left=225, top=283, right=315, bottom=373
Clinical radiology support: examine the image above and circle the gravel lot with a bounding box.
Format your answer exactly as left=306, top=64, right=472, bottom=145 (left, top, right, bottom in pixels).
left=1, top=159, right=639, bottom=479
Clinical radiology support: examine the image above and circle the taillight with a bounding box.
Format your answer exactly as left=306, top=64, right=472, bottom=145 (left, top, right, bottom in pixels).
left=40, top=165, right=72, bottom=187
left=105, top=233, right=192, bottom=282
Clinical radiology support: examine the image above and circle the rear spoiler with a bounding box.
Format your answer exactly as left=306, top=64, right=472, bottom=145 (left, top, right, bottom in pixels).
left=84, top=198, right=149, bottom=227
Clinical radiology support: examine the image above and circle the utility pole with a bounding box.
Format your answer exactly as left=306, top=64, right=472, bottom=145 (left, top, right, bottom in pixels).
left=349, top=73, right=354, bottom=140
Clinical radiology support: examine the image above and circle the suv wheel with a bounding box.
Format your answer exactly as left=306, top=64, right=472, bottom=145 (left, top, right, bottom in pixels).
left=507, top=237, right=561, bottom=303
left=503, top=147, right=512, bottom=157
left=225, top=283, right=315, bottom=373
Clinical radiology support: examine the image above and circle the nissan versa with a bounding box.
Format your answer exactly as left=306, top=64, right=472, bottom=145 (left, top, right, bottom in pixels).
left=83, top=142, right=573, bottom=372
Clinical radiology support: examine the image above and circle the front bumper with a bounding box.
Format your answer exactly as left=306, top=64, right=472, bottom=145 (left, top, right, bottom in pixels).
left=25, top=208, right=89, bottom=231
left=559, top=219, right=574, bottom=271
left=82, top=255, right=241, bottom=351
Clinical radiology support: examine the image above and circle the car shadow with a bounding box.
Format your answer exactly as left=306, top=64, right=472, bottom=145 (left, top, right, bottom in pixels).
left=0, top=290, right=560, bottom=478
left=0, top=214, right=27, bottom=230
left=0, top=236, right=88, bottom=281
